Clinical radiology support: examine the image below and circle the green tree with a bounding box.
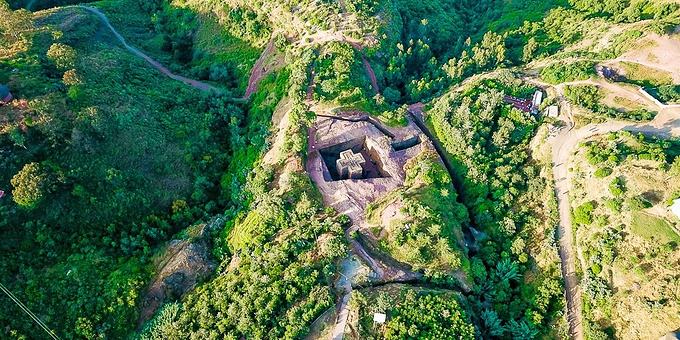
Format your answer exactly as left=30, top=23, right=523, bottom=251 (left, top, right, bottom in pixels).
left=47, top=43, right=77, bottom=70
left=0, top=1, right=33, bottom=56
left=10, top=162, right=50, bottom=208
left=522, top=37, right=538, bottom=63
left=573, top=201, right=595, bottom=225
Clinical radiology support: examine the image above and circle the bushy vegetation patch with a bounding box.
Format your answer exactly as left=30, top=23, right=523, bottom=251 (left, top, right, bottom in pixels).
left=0, top=4, right=275, bottom=337
left=427, top=74, right=564, bottom=337
left=565, top=84, right=656, bottom=121
left=354, top=287, right=475, bottom=339
left=375, top=151, right=470, bottom=279
left=539, top=60, right=595, bottom=84
left=142, top=174, right=348, bottom=339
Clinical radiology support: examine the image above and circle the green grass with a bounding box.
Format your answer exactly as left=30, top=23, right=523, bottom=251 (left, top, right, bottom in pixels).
left=97, top=0, right=262, bottom=94
left=540, top=60, right=596, bottom=85
left=193, top=14, right=262, bottom=93
left=630, top=212, right=680, bottom=244
left=619, top=61, right=673, bottom=88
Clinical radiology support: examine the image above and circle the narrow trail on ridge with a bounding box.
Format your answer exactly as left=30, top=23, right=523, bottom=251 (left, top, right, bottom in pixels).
left=361, top=55, right=379, bottom=94
left=79, top=6, right=219, bottom=93
left=243, top=37, right=277, bottom=100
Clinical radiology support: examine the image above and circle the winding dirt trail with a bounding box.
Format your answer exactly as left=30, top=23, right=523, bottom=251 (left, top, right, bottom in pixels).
left=79, top=6, right=219, bottom=93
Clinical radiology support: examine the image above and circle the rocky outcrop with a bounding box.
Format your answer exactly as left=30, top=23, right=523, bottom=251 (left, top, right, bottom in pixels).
left=137, top=216, right=223, bottom=326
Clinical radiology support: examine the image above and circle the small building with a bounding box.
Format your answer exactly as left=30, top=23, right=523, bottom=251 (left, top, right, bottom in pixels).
left=671, top=199, right=680, bottom=220
left=336, top=149, right=366, bottom=180
left=0, top=85, right=12, bottom=105
left=503, top=95, right=533, bottom=113
left=531, top=90, right=543, bottom=110
left=545, top=105, right=559, bottom=118
left=373, top=312, right=386, bottom=324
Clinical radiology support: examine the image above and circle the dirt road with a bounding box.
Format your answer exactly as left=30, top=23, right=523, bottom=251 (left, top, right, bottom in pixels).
left=80, top=6, right=219, bottom=93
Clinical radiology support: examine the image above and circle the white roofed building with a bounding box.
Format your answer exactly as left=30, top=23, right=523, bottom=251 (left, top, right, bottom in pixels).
left=671, top=199, right=680, bottom=219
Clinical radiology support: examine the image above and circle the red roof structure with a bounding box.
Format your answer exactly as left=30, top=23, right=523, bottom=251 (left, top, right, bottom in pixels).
left=503, top=95, right=533, bottom=113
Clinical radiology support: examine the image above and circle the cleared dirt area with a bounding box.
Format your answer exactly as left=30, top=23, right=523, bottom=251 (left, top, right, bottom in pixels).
left=616, top=33, right=680, bottom=83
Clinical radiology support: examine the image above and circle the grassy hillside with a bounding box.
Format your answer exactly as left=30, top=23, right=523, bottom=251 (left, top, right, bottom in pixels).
left=570, top=132, right=680, bottom=338
left=0, top=3, right=258, bottom=338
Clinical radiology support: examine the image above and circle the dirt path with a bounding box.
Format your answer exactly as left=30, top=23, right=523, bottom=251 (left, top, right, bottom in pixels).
left=79, top=6, right=219, bottom=93
left=243, top=37, right=276, bottom=99
left=406, top=105, right=466, bottom=198
left=361, top=55, right=379, bottom=95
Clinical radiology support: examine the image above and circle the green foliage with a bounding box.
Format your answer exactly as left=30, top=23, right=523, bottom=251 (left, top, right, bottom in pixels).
left=46, top=42, right=76, bottom=70
left=573, top=201, right=595, bottom=225
left=10, top=162, right=50, bottom=208
left=594, top=167, right=612, bottom=178
left=384, top=292, right=474, bottom=339
left=604, top=198, right=622, bottom=213
left=147, top=178, right=347, bottom=339
left=0, top=6, right=252, bottom=338
left=139, top=303, right=182, bottom=340
left=630, top=212, right=680, bottom=244
left=626, top=195, right=651, bottom=211
left=656, top=85, right=680, bottom=104
left=427, top=74, right=561, bottom=337
left=609, top=177, right=626, bottom=197
left=358, top=289, right=475, bottom=339
left=564, top=84, right=601, bottom=110
left=568, top=0, right=680, bottom=23
left=539, top=60, right=594, bottom=84
left=380, top=152, right=469, bottom=277
left=584, top=131, right=671, bottom=168
left=313, top=42, right=366, bottom=104
left=0, top=1, right=33, bottom=57
left=566, top=84, right=655, bottom=121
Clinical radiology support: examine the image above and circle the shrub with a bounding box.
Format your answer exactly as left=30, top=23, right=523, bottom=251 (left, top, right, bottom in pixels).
left=565, top=84, right=601, bottom=110
left=10, top=162, right=51, bottom=209
left=540, top=61, right=595, bottom=84
left=574, top=201, right=595, bottom=225
left=609, top=177, right=626, bottom=197
left=626, top=196, right=651, bottom=211
left=604, top=198, right=622, bottom=213
left=591, top=263, right=602, bottom=275
left=657, top=85, right=680, bottom=103
left=594, top=167, right=612, bottom=178
left=47, top=43, right=77, bottom=70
